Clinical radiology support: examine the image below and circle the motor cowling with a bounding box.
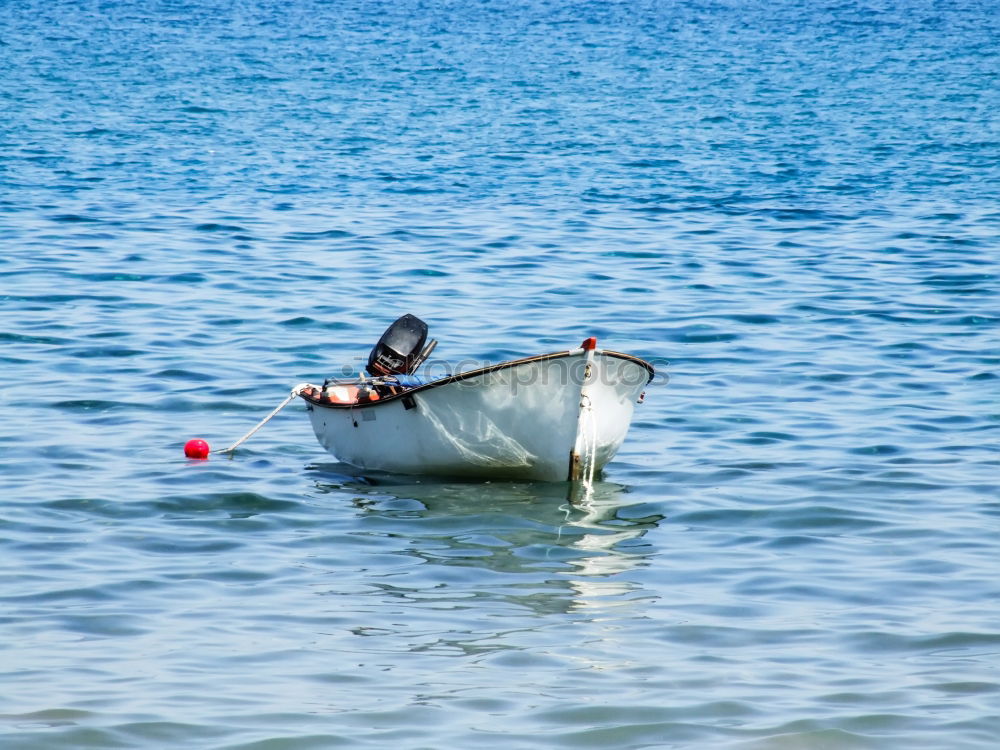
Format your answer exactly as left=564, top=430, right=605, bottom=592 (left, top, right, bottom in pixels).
left=367, top=314, right=429, bottom=376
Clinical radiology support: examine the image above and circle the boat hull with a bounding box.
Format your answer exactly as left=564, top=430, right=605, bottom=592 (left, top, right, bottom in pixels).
left=302, top=349, right=652, bottom=481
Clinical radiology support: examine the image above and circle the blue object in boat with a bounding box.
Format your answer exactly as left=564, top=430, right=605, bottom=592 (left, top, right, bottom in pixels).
left=389, top=375, right=425, bottom=388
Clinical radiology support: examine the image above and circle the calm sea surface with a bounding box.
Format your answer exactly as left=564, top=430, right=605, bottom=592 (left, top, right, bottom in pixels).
left=2, top=1, right=999, bottom=747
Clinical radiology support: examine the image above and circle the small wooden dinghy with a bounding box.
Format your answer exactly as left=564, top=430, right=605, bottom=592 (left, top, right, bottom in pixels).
left=299, top=316, right=653, bottom=481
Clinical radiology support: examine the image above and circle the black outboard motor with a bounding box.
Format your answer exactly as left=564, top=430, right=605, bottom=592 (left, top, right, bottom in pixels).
left=367, top=314, right=433, bottom=376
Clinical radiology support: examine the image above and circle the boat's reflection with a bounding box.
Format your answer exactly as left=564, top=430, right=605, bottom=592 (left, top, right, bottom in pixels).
left=308, top=463, right=665, bottom=617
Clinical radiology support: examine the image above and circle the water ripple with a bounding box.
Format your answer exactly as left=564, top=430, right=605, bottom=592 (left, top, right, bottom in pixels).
left=1, top=0, right=999, bottom=748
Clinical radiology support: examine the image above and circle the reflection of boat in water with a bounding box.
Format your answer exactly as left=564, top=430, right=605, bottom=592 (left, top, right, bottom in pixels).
left=300, top=315, right=654, bottom=481
left=309, top=466, right=665, bottom=615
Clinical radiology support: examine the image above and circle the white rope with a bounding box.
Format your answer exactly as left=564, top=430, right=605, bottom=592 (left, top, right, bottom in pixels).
left=579, top=394, right=598, bottom=500
left=217, top=383, right=314, bottom=454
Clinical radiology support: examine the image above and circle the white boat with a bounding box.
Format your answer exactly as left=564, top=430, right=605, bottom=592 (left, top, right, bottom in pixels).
left=299, top=317, right=653, bottom=481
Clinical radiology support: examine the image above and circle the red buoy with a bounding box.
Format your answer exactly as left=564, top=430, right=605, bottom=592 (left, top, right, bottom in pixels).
left=184, top=438, right=210, bottom=459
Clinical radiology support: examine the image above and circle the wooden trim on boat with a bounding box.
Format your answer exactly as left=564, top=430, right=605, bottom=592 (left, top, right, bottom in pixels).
left=301, top=349, right=655, bottom=410
left=567, top=450, right=581, bottom=482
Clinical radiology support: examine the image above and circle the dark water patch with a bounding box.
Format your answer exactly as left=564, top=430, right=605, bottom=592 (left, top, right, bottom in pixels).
left=762, top=534, right=826, bottom=549
left=670, top=330, right=741, bottom=343
left=813, top=372, right=854, bottom=383
left=723, top=313, right=782, bottom=324
left=153, top=368, right=215, bottom=382
left=926, top=682, right=1000, bottom=694
left=206, top=317, right=246, bottom=327
left=181, top=105, right=225, bottom=114
left=383, top=185, right=453, bottom=195
left=398, top=268, right=451, bottom=277
left=73, top=127, right=113, bottom=137
left=161, top=272, right=207, bottom=283
left=194, top=223, right=246, bottom=233
left=0, top=727, right=133, bottom=749
left=896, top=381, right=945, bottom=392
left=1, top=585, right=119, bottom=604
left=848, top=444, right=905, bottom=456
left=847, top=630, right=1000, bottom=654
left=85, top=330, right=130, bottom=340
left=0, top=332, right=69, bottom=345
left=922, top=273, right=994, bottom=292
left=72, top=272, right=153, bottom=282
left=718, top=461, right=802, bottom=472
left=602, top=249, right=662, bottom=259
left=68, top=347, right=145, bottom=359
left=949, top=314, right=998, bottom=326
left=6, top=293, right=127, bottom=303
left=283, top=229, right=355, bottom=240
left=230, top=73, right=286, bottom=84
left=622, top=158, right=683, bottom=168
left=49, top=213, right=100, bottom=223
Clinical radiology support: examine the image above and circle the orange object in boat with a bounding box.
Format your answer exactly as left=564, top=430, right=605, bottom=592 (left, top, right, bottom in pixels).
left=322, top=385, right=380, bottom=405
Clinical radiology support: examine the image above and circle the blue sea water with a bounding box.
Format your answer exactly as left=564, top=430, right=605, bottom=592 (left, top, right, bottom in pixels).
left=2, top=0, right=999, bottom=747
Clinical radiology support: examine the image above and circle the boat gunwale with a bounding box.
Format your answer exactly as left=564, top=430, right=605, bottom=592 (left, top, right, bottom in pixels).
left=301, top=349, right=654, bottom=410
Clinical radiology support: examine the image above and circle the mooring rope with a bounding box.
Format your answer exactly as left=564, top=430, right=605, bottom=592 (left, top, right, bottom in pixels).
left=579, top=393, right=598, bottom=500
left=217, top=382, right=316, bottom=454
